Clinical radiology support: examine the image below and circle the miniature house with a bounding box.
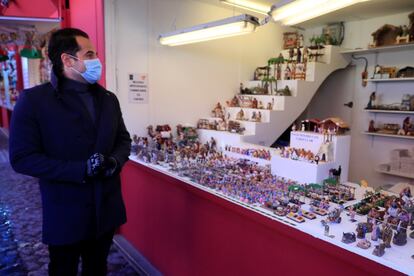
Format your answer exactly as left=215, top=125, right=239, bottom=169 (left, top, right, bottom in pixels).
left=301, top=119, right=321, bottom=132
left=318, top=117, right=350, bottom=135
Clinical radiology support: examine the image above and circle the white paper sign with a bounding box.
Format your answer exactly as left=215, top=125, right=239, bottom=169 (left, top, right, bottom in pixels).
left=128, top=73, right=148, bottom=104
left=290, top=131, right=325, bottom=153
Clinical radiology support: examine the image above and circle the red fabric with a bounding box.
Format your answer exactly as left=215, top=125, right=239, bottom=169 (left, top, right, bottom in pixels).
left=0, top=0, right=60, bottom=19
left=1, top=107, right=10, bottom=129
left=120, top=161, right=402, bottom=276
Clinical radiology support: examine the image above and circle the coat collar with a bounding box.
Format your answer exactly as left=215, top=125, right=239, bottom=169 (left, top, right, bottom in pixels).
left=50, top=70, right=106, bottom=95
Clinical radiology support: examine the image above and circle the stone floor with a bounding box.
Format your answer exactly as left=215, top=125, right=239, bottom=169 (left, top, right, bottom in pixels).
left=0, top=129, right=139, bottom=275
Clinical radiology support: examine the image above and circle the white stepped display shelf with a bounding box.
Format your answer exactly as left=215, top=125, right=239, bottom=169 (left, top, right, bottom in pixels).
left=237, top=94, right=289, bottom=99
left=200, top=46, right=349, bottom=148
left=368, top=77, right=414, bottom=82
left=233, top=120, right=268, bottom=125
left=363, top=131, right=414, bottom=140
left=226, top=107, right=275, bottom=113
left=198, top=128, right=253, bottom=137
left=364, top=109, right=414, bottom=114
left=224, top=151, right=271, bottom=166
left=376, top=166, right=414, bottom=180
left=340, top=43, right=414, bottom=54
left=226, top=108, right=272, bottom=123
left=244, top=79, right=299, bottom=97
left=233, top=95, right=286, bottom=111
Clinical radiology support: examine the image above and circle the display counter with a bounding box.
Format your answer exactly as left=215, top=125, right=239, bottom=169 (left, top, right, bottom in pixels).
left=119, top=157, right=412, bottom=276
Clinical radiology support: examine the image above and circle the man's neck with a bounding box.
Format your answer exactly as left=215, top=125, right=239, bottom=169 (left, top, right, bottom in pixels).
left=63, top=70, right=87, bottom=84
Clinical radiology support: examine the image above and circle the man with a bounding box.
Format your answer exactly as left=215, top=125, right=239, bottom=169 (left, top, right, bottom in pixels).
left=9, top=28, right=131, bottom=275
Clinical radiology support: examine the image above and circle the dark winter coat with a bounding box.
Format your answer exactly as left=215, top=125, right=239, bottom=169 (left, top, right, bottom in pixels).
left=9, top=75, right=131, bottom=245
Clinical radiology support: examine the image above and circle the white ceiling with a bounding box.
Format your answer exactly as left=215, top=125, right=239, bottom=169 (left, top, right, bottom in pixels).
left=198, top=0, right=414, bottom=28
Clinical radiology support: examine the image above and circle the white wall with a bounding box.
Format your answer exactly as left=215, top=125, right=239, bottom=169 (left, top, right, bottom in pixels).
left=105, top=1, right=413, bottom=188
left=105, top=0, right=289, bottom=136
left=304, top=11, right=414, bottom=188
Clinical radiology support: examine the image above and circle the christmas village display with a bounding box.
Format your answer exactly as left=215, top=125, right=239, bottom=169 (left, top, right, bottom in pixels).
left=130, top=123, right=414, bottom=261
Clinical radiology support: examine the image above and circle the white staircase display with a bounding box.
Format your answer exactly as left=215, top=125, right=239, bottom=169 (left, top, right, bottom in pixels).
left=198, top=46, right=349, bottom=149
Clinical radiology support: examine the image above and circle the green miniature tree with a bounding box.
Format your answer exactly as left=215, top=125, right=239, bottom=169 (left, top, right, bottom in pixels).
left=267, top=55, right=285, bottom=92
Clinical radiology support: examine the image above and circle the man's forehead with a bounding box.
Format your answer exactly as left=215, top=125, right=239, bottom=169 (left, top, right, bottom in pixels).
left=75, top=36, right=96, bottom=52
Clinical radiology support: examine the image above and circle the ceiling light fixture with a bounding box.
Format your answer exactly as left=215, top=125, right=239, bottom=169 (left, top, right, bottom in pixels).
left=159, top=14, right=260, bottom=46
left=219, top=0, right=272, bottom=16
left=270, top=0, right=371, bottom=26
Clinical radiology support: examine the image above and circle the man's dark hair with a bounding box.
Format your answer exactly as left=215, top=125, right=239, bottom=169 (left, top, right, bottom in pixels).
left=48, top=28, right=89, bottom=78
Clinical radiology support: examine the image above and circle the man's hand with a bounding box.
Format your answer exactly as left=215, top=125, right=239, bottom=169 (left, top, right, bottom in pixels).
left=103, top=156, right=118, bottom=177
left=86, top=153, right=105, bottom=177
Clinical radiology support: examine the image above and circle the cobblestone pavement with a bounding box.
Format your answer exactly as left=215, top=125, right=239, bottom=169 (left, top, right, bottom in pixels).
left=0, top=130, right=139, bottom=275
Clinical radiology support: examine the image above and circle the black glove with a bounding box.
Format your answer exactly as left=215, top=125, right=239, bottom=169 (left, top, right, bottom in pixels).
left=103, top=156, right=118, bottom=177
left=86, top=153, right=105, bottom=178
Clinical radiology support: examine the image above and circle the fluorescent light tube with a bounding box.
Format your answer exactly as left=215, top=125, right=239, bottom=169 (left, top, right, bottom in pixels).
left=220, top=0, right=272, bottom=16
left=271, top=0, right=371, bottom=25
left=159, top=14, right=259, bottom=46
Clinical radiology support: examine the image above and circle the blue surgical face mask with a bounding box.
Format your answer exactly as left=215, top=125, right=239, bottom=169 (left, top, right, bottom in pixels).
left=69, top=55, right=102, bottom=84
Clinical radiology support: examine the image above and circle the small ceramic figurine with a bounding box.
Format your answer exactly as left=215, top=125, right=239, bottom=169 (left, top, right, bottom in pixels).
left=131, top=135, right=139, bottom=155
left=296, top=47, right=302, bottom=63
left=402, top=116, right=412, bottom=135
left=252, top=98, right=258, bottom=109
left=284, top=65, right=291, bottom=80
left=371, top=222, right=380, bottom=241
left=357, top=239, right=371, bottom=249
left=393, top=227, right=407, bottom=246
left=368, top=120, right=376, bottom=132
left=257, top=112, right=262, bottom=122
left=387, top=200, right=400, bottom=218
left=324, top=223, right=329, bottom=236
left=348, top=206, right=357, bottom=222
left=342, top=232, right=356, bottom=244
left=356, top=223, right=368, bottom=239
left=372, top=243, right=385, bottom=257
left=382, top=223, right=393, bottom=248
left=267, top=102, right=273, bottom=110
left=366, top=92, right=377, bottom=109
left=211, top=102, right=225, bottom=119
left=236, top=109, right=245, bottom=121
left=251, top=111, right=257, bottom=121
left=227, top=96, right=239, bottom=107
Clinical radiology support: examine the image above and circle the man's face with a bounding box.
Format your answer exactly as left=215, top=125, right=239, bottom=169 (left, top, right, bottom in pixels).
left=62, top=36, right=98, bottom=73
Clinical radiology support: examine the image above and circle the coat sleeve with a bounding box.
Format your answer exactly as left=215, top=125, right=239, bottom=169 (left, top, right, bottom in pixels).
left=110, top=96, right=131, bottom=170
left=9, top=91, right=87, bottom=183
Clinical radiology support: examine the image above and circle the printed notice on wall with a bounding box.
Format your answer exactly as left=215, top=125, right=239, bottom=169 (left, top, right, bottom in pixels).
left=128, top=73, right=148, bottom=104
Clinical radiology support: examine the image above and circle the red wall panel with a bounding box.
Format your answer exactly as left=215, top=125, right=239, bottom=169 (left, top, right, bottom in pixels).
left=120, top=161, right=402, bottom=276
left=0, top=0, right=60, bottom=19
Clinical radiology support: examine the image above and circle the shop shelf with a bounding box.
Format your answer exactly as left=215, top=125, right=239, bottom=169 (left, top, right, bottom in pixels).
left=340, top=43, right=414, bottom=54
left=376, top=166, right=414, bottom=179
left=363, top=131, right=414, bottom=140
left=364, top=109, right=414, bottom=114
left=368, top=77, right=414, bottom=82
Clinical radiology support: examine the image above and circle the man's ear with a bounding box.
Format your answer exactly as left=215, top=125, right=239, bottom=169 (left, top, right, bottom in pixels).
left=61, top=53, right=74, bottom=68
